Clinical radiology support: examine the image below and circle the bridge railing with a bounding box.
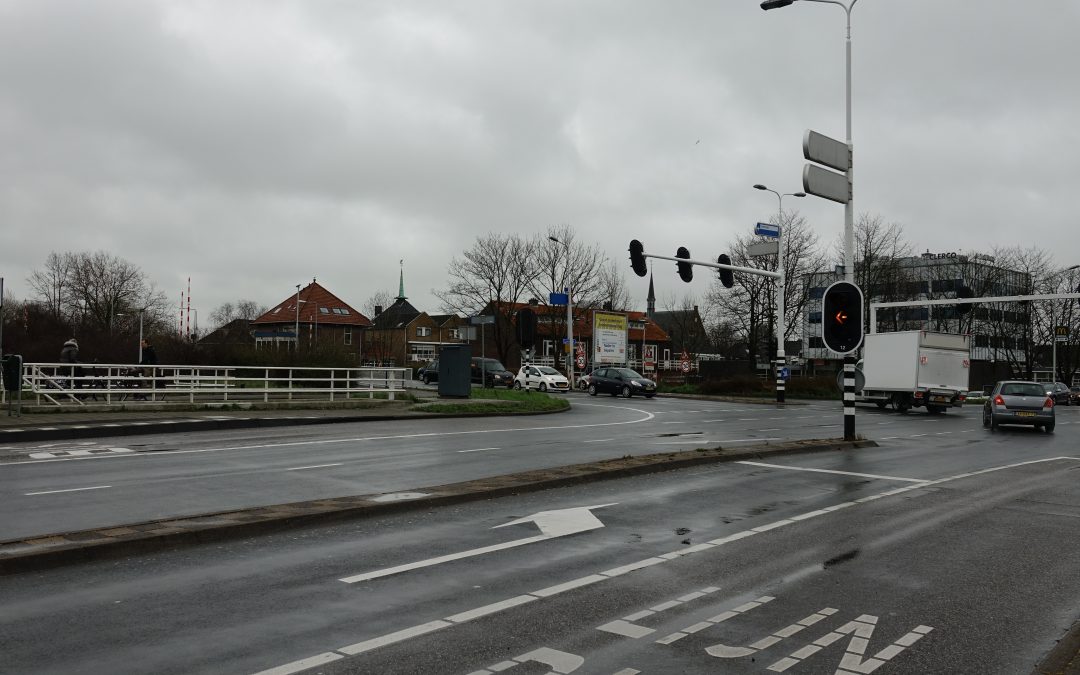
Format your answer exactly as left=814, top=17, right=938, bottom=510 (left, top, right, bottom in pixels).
left=2, top=362, right=411, bottom=407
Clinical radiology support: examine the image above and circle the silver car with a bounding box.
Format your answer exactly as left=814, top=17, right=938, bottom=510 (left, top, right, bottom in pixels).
left=983, top=380, right=1055, bottom=432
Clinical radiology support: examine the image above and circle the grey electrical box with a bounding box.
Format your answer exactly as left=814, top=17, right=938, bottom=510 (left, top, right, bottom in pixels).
left=438, top=345, right=472, bottom=398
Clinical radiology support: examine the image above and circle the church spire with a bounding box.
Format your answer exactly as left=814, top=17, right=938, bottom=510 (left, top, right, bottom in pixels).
left=397, top=259, right=407, bottom=300
left=646, top=270, right=656, bottom=318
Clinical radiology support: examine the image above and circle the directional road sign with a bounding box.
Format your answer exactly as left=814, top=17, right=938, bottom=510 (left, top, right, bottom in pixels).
left=754, top=222, right=780, bottom=238
left=748, top=241, right=779, bottom=257
left=803, top=164, right=850, bottom=205
left=803, top=129, right=850, bottom=172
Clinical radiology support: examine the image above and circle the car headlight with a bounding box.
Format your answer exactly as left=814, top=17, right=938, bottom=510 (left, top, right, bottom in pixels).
left=630, top=380, right=641, bottom=386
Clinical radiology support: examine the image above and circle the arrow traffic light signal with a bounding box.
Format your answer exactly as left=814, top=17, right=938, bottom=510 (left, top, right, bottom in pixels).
left=821, top=281, right=864, bottom=354
left=716, top=254, right=734, bottom=289
left=676, top=247, right=693, bottom=283
left=628, top=240, right=648, bottom=277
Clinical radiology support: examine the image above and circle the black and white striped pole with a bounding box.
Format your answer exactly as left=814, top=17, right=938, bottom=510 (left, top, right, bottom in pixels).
left=843, top=355, right=856, bottom=440
left=822, top=281, right=864, bottom=442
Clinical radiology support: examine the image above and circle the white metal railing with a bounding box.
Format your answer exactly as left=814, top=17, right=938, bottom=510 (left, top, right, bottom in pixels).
left=3, top=363, right=411, bottom=407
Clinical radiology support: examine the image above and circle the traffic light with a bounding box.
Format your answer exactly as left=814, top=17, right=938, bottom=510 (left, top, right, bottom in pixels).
left=676, top=247, right=693, bottom=283
left=516, top=307, right=537, bottom=348
left=717, top=254, right=734, bottom=289
left=956, top=285, right=974, bottom=315
left=821, top=281, right=864, bottom=354
left=629, top=240, right=648, bottom=277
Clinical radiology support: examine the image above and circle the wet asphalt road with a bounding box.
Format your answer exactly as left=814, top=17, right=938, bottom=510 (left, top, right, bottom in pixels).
left=2, top=394, right=867, bottom=539
left=1, top=398, right=1078, bottom=674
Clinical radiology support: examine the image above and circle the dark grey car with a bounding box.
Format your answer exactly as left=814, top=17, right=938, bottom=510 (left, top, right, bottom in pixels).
left=983, top=380, right=1055, bottom=432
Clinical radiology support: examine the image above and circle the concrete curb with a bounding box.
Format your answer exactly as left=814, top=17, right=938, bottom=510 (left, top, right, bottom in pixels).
left=0, top=406, right=568, bottom=444
left=0, top=437, right=875, bottom=575
left=1031, top=616, right=1080, bottom=675
left=658, top=392, right=812, bottom=405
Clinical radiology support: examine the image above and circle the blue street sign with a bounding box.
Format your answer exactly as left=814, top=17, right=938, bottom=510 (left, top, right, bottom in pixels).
left=562, top=338, right=575, bottom=345
left=780, top=367, right=790, bottom=380
left=754, top=222, right=780, bottom=238
left=549, top=292, right=569, bottom=306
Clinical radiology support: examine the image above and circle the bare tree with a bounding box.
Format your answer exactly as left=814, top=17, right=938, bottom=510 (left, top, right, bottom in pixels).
left=706, top=209, right=824, bottom=367
left=362, top=290, right=396, bottom=320
left=595, top=260, right=632, bottom=312
left=837, top=214, right=913, bottom=332
left=209, top=299, right=268, bottom=330
left=435, top=233, right=540, bottom=364
left=26, top=252, right=75, bottom=320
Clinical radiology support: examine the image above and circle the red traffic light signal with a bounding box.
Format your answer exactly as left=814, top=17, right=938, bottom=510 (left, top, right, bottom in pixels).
left=821, top=281, right=864, bottom=354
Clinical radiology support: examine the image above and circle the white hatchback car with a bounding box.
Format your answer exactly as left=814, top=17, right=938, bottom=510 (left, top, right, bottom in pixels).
left=514, top=365, right=570, bottom=392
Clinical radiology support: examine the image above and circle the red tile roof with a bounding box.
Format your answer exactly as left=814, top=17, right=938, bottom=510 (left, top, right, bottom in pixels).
left=253, top=281, right=371, bottom=327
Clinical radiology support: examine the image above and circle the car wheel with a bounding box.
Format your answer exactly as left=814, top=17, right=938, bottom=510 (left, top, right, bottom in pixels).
left=990, top=412, right=999, bottom=430
left=645, top=394, right=655, bottom=399
left=1045, top=421, right=1055, bottom=433
left=539, top=382, right=547, bottom=392
left=513, top=381, right=522, bottom=390
left=588, top=384, right=597, bottom=397
left=422, top=374, right=431, bottom=385
left=982, top=410, right=990, bottom=428
left=875, top=401, right=887, bottom=409
left=621, top=385, right=632, bottom=398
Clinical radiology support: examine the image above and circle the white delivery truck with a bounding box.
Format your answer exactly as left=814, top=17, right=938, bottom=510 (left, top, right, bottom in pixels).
left=856, top=331, right=971, bottom=414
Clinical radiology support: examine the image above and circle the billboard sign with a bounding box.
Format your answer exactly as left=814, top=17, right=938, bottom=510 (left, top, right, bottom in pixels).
left=593, top=311, right=628, bottom=364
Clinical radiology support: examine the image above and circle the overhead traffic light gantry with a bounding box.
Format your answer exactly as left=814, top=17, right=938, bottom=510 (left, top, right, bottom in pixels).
left=676, top=247, right=693, bottom=283
left=629, top=240, right=648, bottom=277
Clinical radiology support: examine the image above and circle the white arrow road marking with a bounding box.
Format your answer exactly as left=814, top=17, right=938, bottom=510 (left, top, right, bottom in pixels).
left=339, top=503, right=617, bottom=584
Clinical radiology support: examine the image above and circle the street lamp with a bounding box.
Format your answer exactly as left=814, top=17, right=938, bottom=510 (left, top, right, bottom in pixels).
left=754, top=184, right=805, bottom=403
left=548, top=235, right=575, bottom=388
left=762, top=0, right=858, bottom=284
left=294, top=284, right=301, bottom=353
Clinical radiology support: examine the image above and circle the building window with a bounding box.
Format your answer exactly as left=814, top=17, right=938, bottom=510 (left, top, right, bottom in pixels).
left=320, top=307, right=331, bottom=314
left=416, top=326, right=432, bottom=337
left=809, top=337, right=824, bottom=349
left=448, top=328, right=459, bottom=339
left=344, top=327, right=352, bottom=345
left=543, top=340, right=553, bottom=356
left=809, top=311, right=822, bottom=324
left=808, top=286, right=826, bottom=299
left=409, top=344, right=437, bottom=362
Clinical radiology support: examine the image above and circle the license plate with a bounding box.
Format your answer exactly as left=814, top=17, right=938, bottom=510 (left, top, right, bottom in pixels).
left=932, top=396, right=948, bottom=403
left=1017, top=411, right=1036, bottom=417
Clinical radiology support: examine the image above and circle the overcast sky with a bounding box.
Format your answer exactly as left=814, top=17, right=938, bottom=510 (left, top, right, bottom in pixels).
left=2, top=0, right=1078, bottom=325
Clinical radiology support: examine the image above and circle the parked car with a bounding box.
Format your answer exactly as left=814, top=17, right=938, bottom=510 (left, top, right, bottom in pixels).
left=415, top=360, right=438, bottom=385
left=1071, top=386, right=1080, bottom=406
left=963, top=390, right=987, bottom=404
left=470, top=358, right=515, bottom=388
left=577, top=368, right=598, bottom=391
left=1044, top=381, right=1072, bottom=406
left=514, top=365, right=570, bottom=392
left=587, top=367, right=656, bottom=398
left=983, top=380, right=1055, bottom=432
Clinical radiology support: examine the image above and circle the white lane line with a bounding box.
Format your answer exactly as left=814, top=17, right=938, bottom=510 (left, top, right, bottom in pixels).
left=662, top=421, right=687, bottom=425
left=654, top=438, right=780, bottom=446
left=583, top=438, right=615, bottom=443
left=0, top=403, right=657, bottom=467
left=25, top=485, right=112, bottom=496
left=255, top=456, right=1080, bottom=675
left=758, top=428, right=781, bottom=432
left=736, top=461, right=926, bottom=483
left=285, top=463, right=344, bottom=471
left=880, top=437, right=898, bottom=440
left=701, top=419, right=726, bottom=423
left=456, top=448, right=500, bottom=454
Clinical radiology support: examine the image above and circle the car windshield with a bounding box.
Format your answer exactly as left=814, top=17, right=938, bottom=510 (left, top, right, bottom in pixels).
left=614, top=368, right=644, bottom=379
left=480, top=360, right=507, bottom=371
left=537, top=366, right=560, bottom=375
left=1001, top=383, right=1046, bottom=397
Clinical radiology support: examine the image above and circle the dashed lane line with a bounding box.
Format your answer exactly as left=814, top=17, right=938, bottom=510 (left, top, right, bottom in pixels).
left=25, top=485, right=112, bottom=496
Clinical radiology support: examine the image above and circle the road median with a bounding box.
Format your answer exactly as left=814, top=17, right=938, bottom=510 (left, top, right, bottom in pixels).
left=0, top=437, right=874, bottom=575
